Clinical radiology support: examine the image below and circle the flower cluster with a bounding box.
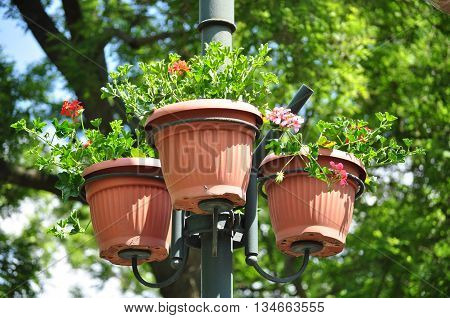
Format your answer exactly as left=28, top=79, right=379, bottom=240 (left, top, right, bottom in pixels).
left=168, top=60, right=190, bottom=75
left=61, top=100, right=84, bottom=119
left=266, top=106, right=304, bottom=133
left=329, top=161, right=348, bottom=186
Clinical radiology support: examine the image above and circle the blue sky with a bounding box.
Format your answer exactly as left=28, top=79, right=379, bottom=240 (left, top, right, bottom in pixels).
left=0, top=7, right=45, bottom=71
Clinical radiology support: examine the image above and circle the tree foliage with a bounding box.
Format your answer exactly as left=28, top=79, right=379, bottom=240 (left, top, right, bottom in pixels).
left=0, top=0, right=448, bottom=297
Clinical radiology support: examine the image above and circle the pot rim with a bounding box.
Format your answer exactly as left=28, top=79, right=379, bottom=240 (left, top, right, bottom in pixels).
left=82, top=157, right=161, bottom=177
left=144, top=98, right=263, bottom=129
left=260, top=148, right=367, bottom=181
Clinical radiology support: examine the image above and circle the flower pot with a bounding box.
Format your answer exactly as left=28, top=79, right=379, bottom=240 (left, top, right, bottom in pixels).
left=82, top=158, right=172, bottom=266
left=260, top=149, right=366, bottom=257
left=427, top=0, right=450, bottom=13
left=145, top=99, right=262, bottom=214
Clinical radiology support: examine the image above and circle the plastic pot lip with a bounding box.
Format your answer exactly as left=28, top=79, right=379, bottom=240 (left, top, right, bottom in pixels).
left=82, top=157, right=161, bottom=177
left=144, top=98, right=263, bottom=129
left=260, top=148, right=367, bottom=181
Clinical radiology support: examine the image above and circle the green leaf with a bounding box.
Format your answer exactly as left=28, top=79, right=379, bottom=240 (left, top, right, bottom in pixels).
left=52, top=119, right=74, bottom=138
left=385, top=113, right=398, bottom=122
left=32, top=118, right=47, bottom=133
left=375, top=112, right=384, bottom=122
left=403, top=138, right=412, bottom=147
left=55, top=173, right=84, bottom=201
left=90, top=118, right=102, bottom=128
left=130, top=148, right=146, bottom=158
left=47, top=209, right=86, bottom=239
left=10, top=118, right=27, bottom=131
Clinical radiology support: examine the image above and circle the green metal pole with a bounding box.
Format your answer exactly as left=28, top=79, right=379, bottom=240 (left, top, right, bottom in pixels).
left=199, top=0, right=236, bottom=50
left=201, top=231, right=233, bottom=297
left=198, top=0, right=235, bottom=298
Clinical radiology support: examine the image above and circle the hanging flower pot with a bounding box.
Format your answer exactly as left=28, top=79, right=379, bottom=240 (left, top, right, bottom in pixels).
left=427, top=0, right=450, bottom=13
left=260, top=149, right=366, bottom=257
left=83, top=158, right=172, bottom=265
left=145, top=99, right=262, bottom=214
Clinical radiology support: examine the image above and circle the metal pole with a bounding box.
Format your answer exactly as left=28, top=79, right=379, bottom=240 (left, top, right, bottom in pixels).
left=199, top=0, right=236, bottom=50
left=201, top=231, right=233, bottom=297
left=198, top=0, right=235, bottom=298
left=244, top=85, right=314, bottom=260
left=170, top=210, right=185, bottom=269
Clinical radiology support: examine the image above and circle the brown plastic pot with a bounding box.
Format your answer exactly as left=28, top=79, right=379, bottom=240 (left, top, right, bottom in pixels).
left=260, top=149, right=366, bottom=258
left=145, top=99, right=262, bottom=214
left=427, top=1, right=450, bottom=13
left=82, top=158, right=172, bottom=266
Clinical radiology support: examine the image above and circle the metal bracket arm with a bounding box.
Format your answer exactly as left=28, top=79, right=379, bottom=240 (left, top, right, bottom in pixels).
left=130, top=246, right=190, bottom=289
left=245, top=249, right=310, bottom=284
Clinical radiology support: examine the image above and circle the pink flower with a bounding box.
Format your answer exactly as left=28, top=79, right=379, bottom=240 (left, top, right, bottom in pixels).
left=266, top=106, right=304, bottom=133
left=329, top=161, right=348, bottom=187
left=290, top=116, right=305, bottom=133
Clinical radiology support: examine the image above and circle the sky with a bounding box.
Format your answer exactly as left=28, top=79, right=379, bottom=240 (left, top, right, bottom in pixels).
left=0, top=5, right=149, bottom=298
left=0, top=12, right=45, bottom=70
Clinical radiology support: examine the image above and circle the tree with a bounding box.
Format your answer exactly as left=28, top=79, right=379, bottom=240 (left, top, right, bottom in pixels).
left=1, top=0, right=448, bottom=297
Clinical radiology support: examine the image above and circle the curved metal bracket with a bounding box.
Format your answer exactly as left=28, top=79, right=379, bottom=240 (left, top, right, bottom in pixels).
left=259, top=169, right=366, bottom=199
left=246, top=249, right=310, bottom=284
left=130, top=246, right=190, bottom=289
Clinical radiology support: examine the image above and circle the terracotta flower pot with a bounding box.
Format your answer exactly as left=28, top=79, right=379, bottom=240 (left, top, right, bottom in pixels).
left=82, top=158, right=172, bottom=266
left=145, top=99, right=262, bottom=214
left=260, top=149, right=366, bottom=257
left=427, top=0, right=450, bottom=13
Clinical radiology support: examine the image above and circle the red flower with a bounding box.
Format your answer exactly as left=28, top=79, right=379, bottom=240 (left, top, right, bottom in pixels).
left=168, top=60, right=190, bottom=75
left=83, top=140, right=92, bottom=148
left=61, top=100, right=84, bottom=119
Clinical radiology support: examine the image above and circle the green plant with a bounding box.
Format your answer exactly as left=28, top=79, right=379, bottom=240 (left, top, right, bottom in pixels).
left=264, top=107, right=424, bottom=187
left=11, top=100, right=155, bottom=237
left=11, top=100, right=155, bottom=201
left=101, top=42, right=278, bottom=123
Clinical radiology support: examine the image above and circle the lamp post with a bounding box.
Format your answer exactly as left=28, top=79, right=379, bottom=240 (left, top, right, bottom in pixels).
left=123, top=0, right=316, bottom=298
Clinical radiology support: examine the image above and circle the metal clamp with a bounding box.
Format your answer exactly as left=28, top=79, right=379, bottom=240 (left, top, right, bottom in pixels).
left=80, top=171, right=164, bottom=202
left=259, top=168, right=365, bottom=199
left=149, top=117, right=260, bottom=137
left=184, top=205, right=245, bottom=250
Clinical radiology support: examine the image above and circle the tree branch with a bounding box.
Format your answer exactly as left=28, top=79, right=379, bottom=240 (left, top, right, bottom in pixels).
left=0, top=158, right=85, bottom=203
left=61, top=0, right=83, bottom=41
left=12, top=0, right=70, bottom=71
left=0, top=158, right=58, bottom=196
left=108, top=28, right=187, bottom=49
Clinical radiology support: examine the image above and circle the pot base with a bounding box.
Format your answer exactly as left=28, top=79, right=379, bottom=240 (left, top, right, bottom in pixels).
left=277, top=226, right=347, bottom=258
left=171, top=185, right=246, bottom=214
left=100, top=242, right=168, bottom=266
left=118, top=249, right=151, bottom=260
left=290, top=240, right=324, bottom=254
left=198, top=198, right=234, bottom=213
